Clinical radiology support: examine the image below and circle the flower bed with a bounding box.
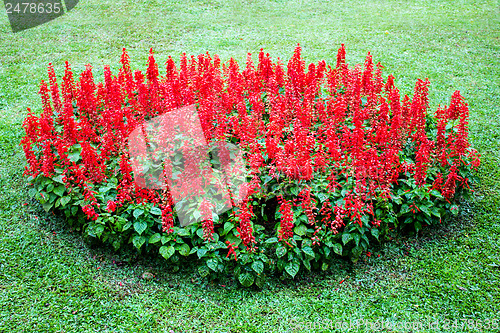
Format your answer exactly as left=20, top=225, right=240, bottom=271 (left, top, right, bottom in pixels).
left=22, top=45, right=480, bottom=287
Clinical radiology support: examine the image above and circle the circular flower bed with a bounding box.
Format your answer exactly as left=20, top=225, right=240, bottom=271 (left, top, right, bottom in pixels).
left=21, top=45, right=480, bottom=287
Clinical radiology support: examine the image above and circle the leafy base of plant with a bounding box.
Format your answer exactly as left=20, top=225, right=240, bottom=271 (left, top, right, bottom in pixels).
left=22, top=45, right=480, bottom=287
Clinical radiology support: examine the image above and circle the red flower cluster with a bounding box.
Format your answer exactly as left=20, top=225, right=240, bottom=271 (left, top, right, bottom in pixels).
left=278, top=196, right=294, bottom=244
left=200, top=199, right=215, bottom=241
left=235, top=201, right=256, bottom=250
left=225, top=241, right=238, bottom=261
left=21, top=45, right=479, bottom=249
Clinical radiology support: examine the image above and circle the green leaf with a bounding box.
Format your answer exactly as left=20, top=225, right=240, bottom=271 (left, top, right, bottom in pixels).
left=150, top=206, right=162, bottom=215
left=226, top=234, right=242, bottom=247
left=317, top=192, right=327, bottom=202
left=342, top=233, right=353, bottom=245
left=323, top=246, right=331, bottom=258
left=285, top=259, right=300, bottom=278
left=293, top=224, right=307, bottom=236
left=112, top=239, right=122, bottom=251
left=196, top=228, right=204, bottom=239
left=161, top=235, right=170, bottom=245
left=251, top=260, right=264, bottom=274
left=332, top=243, right=343, bottom=255
left=122, top=221, right=132, bottom=231
left=302, top=258, right=311, bottom=271
left=302, top=246, right=315, bottom=258
left=296, top=214, right=308, bottom=224
left=255, top=275, right=265, bottom=288
left=68, top=151, right=80, bottom=162
left=430, top=190, right=444, bottom=199
left=42, top=201, right=53, bottom=213
left=277, top=258, right=286, bottom=271
left=214, top=241, right=226, bottom=250
left=420, top=205, right=431, bottom=217
left=262, top=174, right=273, bottom=185
left=177, top=244, right=190, bottom=256
left=206, top=258, right=218, bottom=271
left=148, top=233, right=161, bottom=244
left=238, top=272, right=255, bottom=287
left=95, top=225, right=104, bottom=238
left=222, top=222, right=233, bottom=236
left=52, top=175, right=64, bottom=184
left=321, top=262, right=329, bottom=271
left=401, top=203, right=410, bottom=214
left=46, top=183, right=54, bottom=193
left=133, top=221, right=147, bottom=235
left=159, top=245, right=175, bottom=260
left=371, top=228, right=380, bottom=240
left=414, top=220, right=422, bottom=232
left=302, top=238, right=313, bottom=248
left=197, top=248, right=208, bottom=259
left=28, top=188, right=37, bottom=198
left=198, top=265, right=210, bottom=278
left=54, top=185, right=66, bottom=197
left=176, top=228, right=190, bottom=236
left=352, top=246, right=362, bottom=258
left=265, top=237, right=279, bottom=244
left=276, top=245, right=287, bottom=258
left=431, top=207, right=441, bottom=218
left=353, top=233, right=361, bottom=246
left=98, top=186, right=112, bottom=193
left=261, top=205, right=268, bottom=221
left=133, top=208, right=144, bottom=219
left=132, top=235, right=146, bottom=249
left=60, top=196, right=71, bottom=207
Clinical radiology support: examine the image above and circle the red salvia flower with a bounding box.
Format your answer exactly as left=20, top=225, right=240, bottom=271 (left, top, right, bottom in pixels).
left=200, top=199, right=215, bottom=242
left=278, top=196, right=294, bottom=243
left=236, top=201, right=256, bottom=250
left=106, top=200, right=117, bottom=213
left=161, top=205, right=174, bottom=234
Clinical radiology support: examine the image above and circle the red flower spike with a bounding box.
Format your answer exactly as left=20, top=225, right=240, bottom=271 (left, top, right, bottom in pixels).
left=278, top=196, right=294, bottom=242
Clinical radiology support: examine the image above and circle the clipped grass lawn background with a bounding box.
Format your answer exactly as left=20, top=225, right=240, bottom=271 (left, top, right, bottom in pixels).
left=0, top=0, right=499, bottom=332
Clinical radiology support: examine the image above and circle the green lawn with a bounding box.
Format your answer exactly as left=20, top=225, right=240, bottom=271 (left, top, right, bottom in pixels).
left=1, top=0, right=499, bottom=332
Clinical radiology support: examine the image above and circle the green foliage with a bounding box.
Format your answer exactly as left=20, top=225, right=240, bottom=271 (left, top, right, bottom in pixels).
left=27, top=143, right=476, bottom=287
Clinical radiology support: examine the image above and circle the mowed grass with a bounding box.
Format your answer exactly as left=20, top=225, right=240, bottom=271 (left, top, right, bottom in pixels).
left=0, top=0, right=499, bottom=332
